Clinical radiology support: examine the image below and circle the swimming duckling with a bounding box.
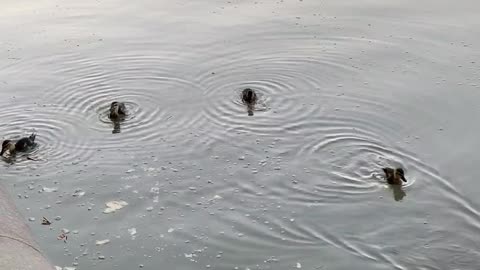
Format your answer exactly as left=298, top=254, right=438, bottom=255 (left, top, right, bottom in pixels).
left=241, top=88, right=257, bottom=116
left=109, top=101, right=127, bottom=120
left=382, top=167, right=407, bottom=185
left=1, top=133, right=36, bottom=157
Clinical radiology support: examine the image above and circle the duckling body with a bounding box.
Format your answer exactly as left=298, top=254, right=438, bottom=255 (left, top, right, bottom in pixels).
left=1, top=133, right=36, bottom=157
left=383, top=167, right=407, bottom=185
left=109, top=101, right=127, bottom=120
left=241, top=88, right=257, bottom=116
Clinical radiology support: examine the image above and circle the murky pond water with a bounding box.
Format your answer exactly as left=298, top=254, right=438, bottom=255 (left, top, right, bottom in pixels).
left=1, top=0, right=480, bottom=269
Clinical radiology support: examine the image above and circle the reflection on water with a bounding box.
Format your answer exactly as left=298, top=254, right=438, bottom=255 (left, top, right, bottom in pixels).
left=1, top=0, right=480, bottom=269
left=391, top=185, right=407, bottom=202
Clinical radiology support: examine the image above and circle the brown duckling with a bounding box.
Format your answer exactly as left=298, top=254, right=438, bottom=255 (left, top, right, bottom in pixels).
left=241, top=88, right=257, bottom=116
left=1, top=133, right=36, bottom=157
left=109, top=101, right=127, bottom=120
left=383, top=167, right=407, bottom=185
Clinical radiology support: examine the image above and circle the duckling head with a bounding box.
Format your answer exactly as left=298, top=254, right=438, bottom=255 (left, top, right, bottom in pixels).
left=109, top=101, right=127, bottom=119
left=29, top=133, right=36, bottom=143
left=242, top=88, right=257, bottom=104
left=382, top=167, right=407, bottom=185
left=396, top=168, right=407, bottom=182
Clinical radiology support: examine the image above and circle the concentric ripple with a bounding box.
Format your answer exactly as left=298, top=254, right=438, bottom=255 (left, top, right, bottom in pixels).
left=37, top=50, right=210, bottom=156
left=194, top=28, right=372, bottom=149
left=0, top=102, right=96, bottom=176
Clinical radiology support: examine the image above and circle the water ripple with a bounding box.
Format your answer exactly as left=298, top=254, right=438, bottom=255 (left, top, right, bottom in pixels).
left=0, top=102, right=95, bottom=175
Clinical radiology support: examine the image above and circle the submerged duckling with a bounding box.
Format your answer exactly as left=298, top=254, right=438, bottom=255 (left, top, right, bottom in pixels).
left=383, top=167, right=407, bottom=185
left=1, top=133, right=36, bottom=157
left=241, top=88, right=257, bottom=116
left=109, top=101, right=127, bottom=120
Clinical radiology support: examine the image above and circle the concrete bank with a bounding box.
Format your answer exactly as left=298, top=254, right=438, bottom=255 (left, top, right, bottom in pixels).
left=0, top=184, right=54, bottom=270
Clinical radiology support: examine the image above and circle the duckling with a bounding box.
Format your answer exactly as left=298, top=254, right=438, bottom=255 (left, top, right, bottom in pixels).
left=241, top=88, right=257, bottom=116
left=1, top=133, right=36, bottom=157
left=382, top=167, right=407, bottom=185
left=109, top=101, right=127, bottom=120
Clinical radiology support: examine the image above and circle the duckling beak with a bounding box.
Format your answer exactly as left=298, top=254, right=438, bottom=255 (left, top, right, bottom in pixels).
left=400, top=175, right=407, bottom=182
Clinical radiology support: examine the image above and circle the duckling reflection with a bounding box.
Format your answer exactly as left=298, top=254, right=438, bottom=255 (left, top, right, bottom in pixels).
left=391, top=185, right=406, bottom=201
left=241, top=88, right=257, bottom=116
left=109, top=102, right=127, bottom=134
left=383, top=167, right=407, bottom=201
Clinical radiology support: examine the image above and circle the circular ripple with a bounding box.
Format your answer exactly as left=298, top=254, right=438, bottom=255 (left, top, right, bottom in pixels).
left=192, top=27, right=382, bottom=151
left=0, top=102, right=96, bottom=175
left=38, top=51, right=210, bottom=155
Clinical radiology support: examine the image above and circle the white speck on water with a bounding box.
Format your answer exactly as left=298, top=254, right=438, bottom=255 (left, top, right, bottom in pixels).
left=42, top=187, right=58, bottom=192
left=168, top=228, right=175, bottom=233
left=103, top=200, right=128, bottom=214
left=98, top=255, right=105, bottom=260
left=296, top=262, right=302, bottom=268
left=128, top=228, right=137, bottom=239
left=28, top=217, right=35, bottom=222
left=146, top=207, right=154, bottom=212
left=126, top=169, right=135, bottom=173
left=239, top=156, right=245, bottom=160
left=95, top=239, right=110, bottom=246
left=55, top=216, right=62, bottom=221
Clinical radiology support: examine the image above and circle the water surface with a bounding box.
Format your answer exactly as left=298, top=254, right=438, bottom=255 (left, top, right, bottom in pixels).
left=1, top=0, right=480, bottom=269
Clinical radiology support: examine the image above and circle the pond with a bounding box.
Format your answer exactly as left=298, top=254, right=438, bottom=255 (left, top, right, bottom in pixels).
left=1, top=0, right=480, bottom=269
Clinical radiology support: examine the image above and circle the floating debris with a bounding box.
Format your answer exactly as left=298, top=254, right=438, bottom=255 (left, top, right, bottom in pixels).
left=167, top=228, right=175, bottom=233
left=103, top=200, right=128, bottom=214
left=57, top=232, right=68, bottom=243
left=55, top=267, right=76, bottom=270
left=72, top=189, right=85, bottom=197
left=95, top=239, right=110, bottom=246
left=42, top=187, right=58, bottom=193
left=41, top=217, right=51, bottom=225
left=296, top=262, right=302, bottom=268
left=128, top=228, right=137, bottom=240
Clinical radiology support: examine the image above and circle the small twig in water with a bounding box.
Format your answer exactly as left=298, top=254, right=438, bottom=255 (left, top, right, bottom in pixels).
left=41, top=217, right=51, bottom=225
left=57, top=233, right=68, bottom=243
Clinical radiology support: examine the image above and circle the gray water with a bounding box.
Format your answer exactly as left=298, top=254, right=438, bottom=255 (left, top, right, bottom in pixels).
left=1, top=0, right=480, bottom=269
